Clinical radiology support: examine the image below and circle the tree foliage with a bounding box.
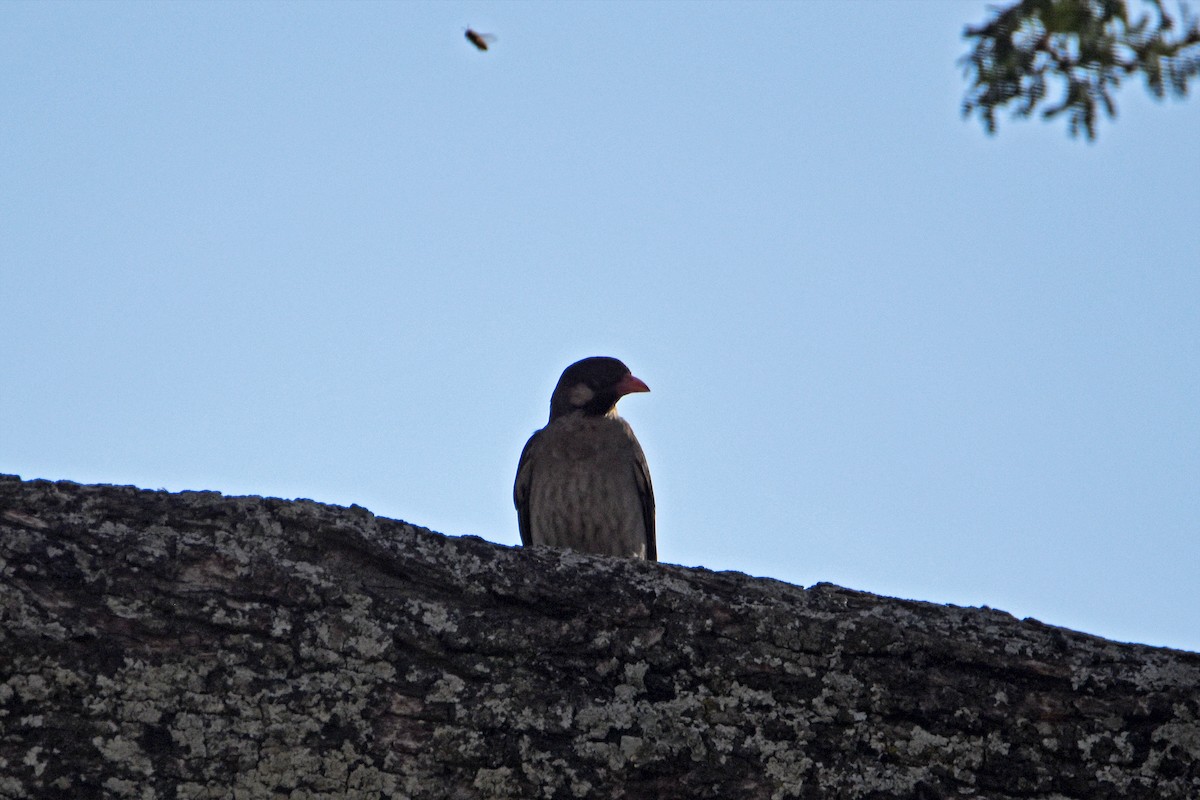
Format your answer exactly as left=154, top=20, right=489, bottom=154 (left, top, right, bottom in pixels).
left=962, top=0, right=1200, bottom=139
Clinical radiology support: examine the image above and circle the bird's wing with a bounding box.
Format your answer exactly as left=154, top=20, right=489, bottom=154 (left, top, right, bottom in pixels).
left=513, top=429, right=542, bottom=548
left=628, top=430, right=656, bottom=563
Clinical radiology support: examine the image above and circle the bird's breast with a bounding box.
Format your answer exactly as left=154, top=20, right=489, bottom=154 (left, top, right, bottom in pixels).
left=527, top=417, right=647, bottom=558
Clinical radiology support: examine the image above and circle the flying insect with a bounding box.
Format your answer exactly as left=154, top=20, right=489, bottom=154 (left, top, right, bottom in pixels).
left=465, top=28, right=496, bottom=51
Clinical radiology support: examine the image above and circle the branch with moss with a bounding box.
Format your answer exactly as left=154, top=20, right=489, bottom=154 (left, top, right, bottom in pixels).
left=962, top=0, right=1200, bottom=139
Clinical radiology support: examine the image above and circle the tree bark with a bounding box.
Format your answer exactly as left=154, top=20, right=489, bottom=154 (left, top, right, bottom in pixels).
left=1, top=474, right=1197, bottom=799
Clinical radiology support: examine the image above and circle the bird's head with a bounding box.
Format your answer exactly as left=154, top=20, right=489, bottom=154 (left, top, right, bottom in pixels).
left=549, top=356, right=649, bottom=421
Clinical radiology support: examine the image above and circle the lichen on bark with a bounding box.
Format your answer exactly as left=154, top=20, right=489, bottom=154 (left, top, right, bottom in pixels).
left=1, top=474, right=1198, bottom=798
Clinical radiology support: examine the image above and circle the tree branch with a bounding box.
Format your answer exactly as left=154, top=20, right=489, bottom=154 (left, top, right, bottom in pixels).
left=962, top=0, right=1200, bottom=139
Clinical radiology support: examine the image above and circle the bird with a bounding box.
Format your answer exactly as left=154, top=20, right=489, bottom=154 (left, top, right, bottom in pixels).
left=464, top=28, right=496, bottom=51
left=514, top=357, right=656, bottom=561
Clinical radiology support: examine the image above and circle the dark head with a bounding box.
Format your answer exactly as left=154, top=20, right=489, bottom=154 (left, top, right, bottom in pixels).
left=549, top=356, right=649, bottom=421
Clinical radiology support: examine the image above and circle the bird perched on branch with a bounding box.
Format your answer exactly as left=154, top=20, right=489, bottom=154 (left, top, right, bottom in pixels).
left=514, top=357, right=656, bottom=561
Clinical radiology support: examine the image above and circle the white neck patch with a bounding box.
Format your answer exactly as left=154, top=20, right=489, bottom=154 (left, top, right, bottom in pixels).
left=568, top=383, right=595, bottom=407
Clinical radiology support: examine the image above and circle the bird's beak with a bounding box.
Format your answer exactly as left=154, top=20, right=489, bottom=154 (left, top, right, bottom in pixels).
left=616, top=374, right=650, bottom=397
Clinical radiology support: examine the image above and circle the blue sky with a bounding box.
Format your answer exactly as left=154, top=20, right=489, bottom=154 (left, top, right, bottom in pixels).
left=4, top=1, right=1198, bottom=652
